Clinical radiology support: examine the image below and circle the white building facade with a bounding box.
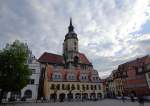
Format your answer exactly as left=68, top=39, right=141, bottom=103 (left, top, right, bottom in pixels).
left=3, top=49, right=41, bottom=101
left=21, top=57, right=40, bottom=100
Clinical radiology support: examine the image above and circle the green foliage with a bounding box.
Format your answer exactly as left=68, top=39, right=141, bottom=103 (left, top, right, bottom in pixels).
left=0, top=40, right=31, bottom=92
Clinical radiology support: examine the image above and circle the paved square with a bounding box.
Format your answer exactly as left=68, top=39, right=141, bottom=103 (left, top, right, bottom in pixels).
left=1, top=99, right=150, bottom=106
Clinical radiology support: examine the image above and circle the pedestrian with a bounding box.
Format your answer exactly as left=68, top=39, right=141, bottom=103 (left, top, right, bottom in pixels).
left=122, top=95, right=125, bottom=102
left=138, top=96, right=144, bottom=106
left=41, top=97, right=44, bottom=103
left=130, top=94, right=134, bottom=102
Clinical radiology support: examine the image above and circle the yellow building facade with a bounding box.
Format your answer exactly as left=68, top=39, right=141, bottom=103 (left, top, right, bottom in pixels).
left=38, top=19, right=103, bottom=101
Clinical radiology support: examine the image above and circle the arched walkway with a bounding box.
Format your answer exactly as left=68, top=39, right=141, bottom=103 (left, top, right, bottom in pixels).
left=90, top=93, right=96, bottom=100
left=82, top=93, right=88, bottom=100
left=75, top=93, right=81, bottom=100
left=24, top=90, right=32, bottom=98
left=67, top=92, right=73, bottom=101
left=59, top=93, right=65, bottom=102
left=97, top=93, right=102, bottom=100
left=50, top=93, right=57, bottom=102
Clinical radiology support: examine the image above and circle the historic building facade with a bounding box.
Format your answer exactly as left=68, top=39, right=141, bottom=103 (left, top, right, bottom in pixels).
left=38, top=19, right=103, bottom=101
left=21, top=48, right=41, bottom=100
left=145, top=63, right=150, bottom=91
left=105, top=55, right=150, bottom=97
left=123, top=56, right=150, bottom=96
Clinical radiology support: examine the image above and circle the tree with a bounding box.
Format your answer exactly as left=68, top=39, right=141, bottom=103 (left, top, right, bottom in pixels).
left=0, top=40, right=31, bottom=103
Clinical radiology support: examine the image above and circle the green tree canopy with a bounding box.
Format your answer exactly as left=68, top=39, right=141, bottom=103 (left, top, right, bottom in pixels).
left=0, top=40, right=31, bottom=92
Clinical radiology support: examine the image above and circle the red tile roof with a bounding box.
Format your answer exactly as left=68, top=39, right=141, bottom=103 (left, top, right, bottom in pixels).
left=38, top=52, right=92, bottom=65
left=38, top=52, right=64, bottom=64
left=79, top=53, right=92, bottom=65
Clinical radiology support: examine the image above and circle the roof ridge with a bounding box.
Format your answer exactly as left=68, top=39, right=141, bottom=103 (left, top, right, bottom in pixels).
left=44, top=52, right=62, bottom=57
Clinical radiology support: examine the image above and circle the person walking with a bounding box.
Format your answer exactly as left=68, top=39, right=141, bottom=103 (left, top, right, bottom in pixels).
left=122, top=95, right=125, bottom=103
left=138, top=96, right=144, bottom=106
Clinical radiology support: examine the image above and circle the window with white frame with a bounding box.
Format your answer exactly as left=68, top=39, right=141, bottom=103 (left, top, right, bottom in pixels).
left=147, top=64, right=150, bottom=70
left=148, top=72, right=150, bottom=78
left=93, top=77, right=95, bottom=80
left=69, top=75, right=71, bottom=80
left=31, top=69, right=36, bottom=74
left=72, top=76, right=74, bottom=80
left=138, top=68, right=143, bottom=73
left=53, top=74, right=61, bottom=80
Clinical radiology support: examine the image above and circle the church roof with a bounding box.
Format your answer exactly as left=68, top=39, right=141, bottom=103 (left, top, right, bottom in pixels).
left=38, top=52, right=64, bottom=64
left=38, top=52, right=92, bottom=65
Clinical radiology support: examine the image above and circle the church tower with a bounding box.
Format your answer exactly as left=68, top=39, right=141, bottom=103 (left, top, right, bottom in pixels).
left=63, top=18, right=79, bottom=69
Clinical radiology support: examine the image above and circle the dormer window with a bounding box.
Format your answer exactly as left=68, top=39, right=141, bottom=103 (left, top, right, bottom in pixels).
left=69, top=76, right=71, bottom=80
left=68, top=75, right=75, bottom=80
left=54, top=74, right=61, bottom=80
left=81, top=76, right=84, bottom=80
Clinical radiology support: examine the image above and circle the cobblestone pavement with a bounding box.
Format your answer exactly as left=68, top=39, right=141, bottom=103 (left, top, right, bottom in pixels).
left=0, top=99, right=150, bottom=106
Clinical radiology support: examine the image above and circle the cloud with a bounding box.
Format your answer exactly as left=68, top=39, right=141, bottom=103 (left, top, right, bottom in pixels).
left=0, top=0, right=150, bottom=78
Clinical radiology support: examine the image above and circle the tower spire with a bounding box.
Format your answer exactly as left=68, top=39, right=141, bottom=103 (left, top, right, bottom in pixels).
left=70, top=17, right=72, bottom=26
left=68, top=17, right=74, bottom=32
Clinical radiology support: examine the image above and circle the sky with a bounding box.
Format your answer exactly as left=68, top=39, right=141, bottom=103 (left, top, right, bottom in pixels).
left=0, top=0, right=150, bottom=78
